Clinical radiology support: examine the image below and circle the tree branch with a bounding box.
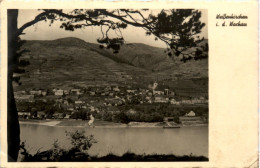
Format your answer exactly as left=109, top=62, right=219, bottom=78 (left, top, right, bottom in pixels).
left=97, top=10, right=149, bottom=28
left=17, top=11, right=49, bottom=35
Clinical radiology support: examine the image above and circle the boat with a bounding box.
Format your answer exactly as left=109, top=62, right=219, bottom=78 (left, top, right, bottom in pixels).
left=163, top=125, right=181, bottom=129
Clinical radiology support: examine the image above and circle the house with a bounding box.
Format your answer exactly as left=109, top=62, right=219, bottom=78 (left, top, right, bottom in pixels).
left=154, top=96, right=169, bottom=103
left=126, top=90, right=135, bottom=94
left=90, top=91, right=96, bottom=96
left=41, top=91, right=47, bottom=96
left=127, top=109, right=137, bottom=115
left=15, top=95, right=34, bottom=102
left=170, top=99, right=180, bottom=105
left=185, top=111, right=196, bottom=117
left=199, top=96, right=205, bottom=100
left=179, top=115, right=203, bottom=125
left=153, top=90, right=164, bottom=95
left=67, top=107, right=74, bottom=111
left=113, top=86, right=120, bottom=92
left=191, top=98, right=203, bottom=104
left=38, top=98, right=47, bottom=103
left=64, top=114, right=71, bottom=119
left=164, top=89, right=169, bottom=95
left=18, top=112, right=31, bottom=119
left=55, top=90, right=64, bottom=96
left=147, top=92, right=153, bottom=96
left=37, top=111, right=46, bottom=119
left=71, top=89, right=81, bottom=95
left=109, top=92, right=114, bottom=97
left=64, top=90, right=69, bottom=95
left=104, top=86, right=111, bottom=91
left=75, top=100, right=85, bottom=104
left=169, top=91, right=175, bottom=96
left=30, top=90, right=42, bottom=95
left=14, top=90, right=26, bottom=96
left=107, top=98, right=123, bottom=106
left=53, top=113, right=64, bottom=119
left=106, top=106, right=120, bottom=114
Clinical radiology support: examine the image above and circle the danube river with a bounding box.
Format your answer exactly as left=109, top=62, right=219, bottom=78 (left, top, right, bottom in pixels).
left=20, top=123, right=208, bottom=157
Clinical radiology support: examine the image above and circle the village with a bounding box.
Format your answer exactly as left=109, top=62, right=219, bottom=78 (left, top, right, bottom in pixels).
left=15, top=82, right=208, bottom=124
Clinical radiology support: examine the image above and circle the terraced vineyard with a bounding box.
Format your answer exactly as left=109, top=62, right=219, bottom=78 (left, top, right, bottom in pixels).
left=16, top=37, right=208, bottom=96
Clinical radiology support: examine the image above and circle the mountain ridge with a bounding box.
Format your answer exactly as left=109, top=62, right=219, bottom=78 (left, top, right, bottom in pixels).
left=16, top=37, right=208, bottom=96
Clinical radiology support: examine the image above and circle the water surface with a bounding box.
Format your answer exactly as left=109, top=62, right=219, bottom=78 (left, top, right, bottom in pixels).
left=20, top=124, right=208, bottom=157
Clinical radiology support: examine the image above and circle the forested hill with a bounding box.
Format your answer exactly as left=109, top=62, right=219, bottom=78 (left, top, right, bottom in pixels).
left=16, top=37, right=208, bottom=96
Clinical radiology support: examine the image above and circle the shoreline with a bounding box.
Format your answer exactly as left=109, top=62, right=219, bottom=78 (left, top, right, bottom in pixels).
left=19, top=119, right=208, bottom=128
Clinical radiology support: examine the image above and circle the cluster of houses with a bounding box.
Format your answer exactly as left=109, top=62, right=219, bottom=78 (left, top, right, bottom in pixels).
left=15, top=85, right=207, bottom=105
left=18, top=111, right=71, bottom=120
left=15, top=83, right=208, bottom=120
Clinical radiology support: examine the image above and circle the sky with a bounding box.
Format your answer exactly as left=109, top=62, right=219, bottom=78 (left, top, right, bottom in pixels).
left=18, top=9, right=208, bottom=48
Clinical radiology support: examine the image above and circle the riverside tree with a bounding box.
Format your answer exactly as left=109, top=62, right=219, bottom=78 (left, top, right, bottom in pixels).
left=7, top=9, right=206, bottom=161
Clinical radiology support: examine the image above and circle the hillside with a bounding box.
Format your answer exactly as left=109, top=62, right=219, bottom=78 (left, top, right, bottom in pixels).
left=15, top=37, right=208, bottom=96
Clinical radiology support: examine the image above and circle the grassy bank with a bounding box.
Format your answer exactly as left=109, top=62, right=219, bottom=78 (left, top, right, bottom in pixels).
left=90, top=152, right=208, bottom=162
left=20, top=151, right=208, bottom=162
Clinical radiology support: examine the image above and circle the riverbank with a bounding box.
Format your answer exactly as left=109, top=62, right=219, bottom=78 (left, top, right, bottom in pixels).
left=19, top=119, right=208, bottom=127
left=20, top=151, right=208, bottom=162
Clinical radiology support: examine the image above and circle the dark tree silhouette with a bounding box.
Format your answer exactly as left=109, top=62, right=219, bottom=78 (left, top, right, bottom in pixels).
left=146, top=9, right=206, bottom=60
left=7, top=9, right=206, bottom=161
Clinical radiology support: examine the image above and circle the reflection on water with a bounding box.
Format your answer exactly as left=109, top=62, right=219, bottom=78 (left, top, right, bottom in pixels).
left=20, top=124, right=208, bottom=157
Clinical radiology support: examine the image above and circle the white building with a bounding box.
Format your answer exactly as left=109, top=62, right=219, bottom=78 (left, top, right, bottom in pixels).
left=185, top=111, right=196, bottom=117
left=126, top=90, right=135, bottom=94
left=153, top=90, right=164, bottom=95
left=30, top=90, right=42, bottom=95
left=170, top=99, right=180, bottom=105
left=55, top=90, right=64, bottom=96
left=41, top=91, right=47, bottom=96
left=75, top=100, right=85, bottom=104
left=154, top=96, right=169, bottom=103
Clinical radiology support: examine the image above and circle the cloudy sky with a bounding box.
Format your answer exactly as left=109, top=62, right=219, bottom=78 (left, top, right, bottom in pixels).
left=18, top=9, right=208, bottom=48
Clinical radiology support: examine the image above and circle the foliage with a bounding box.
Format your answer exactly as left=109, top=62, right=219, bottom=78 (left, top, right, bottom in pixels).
left=147, top=9, right=206, bottom=60
left=16, top=100, right=60, bottom=118
left=101, top=104, right=208, bottom=123
left=65, top=130, right=97, bottom=152
left=20, top=142, right=208, bottom=162
left=112, top=112, right=130, bottom=124
left=20, top=130, right=97, bottom=161
left=90, top=151, right=208, bottom=162
left=70, top=109, right=90, bottom=120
